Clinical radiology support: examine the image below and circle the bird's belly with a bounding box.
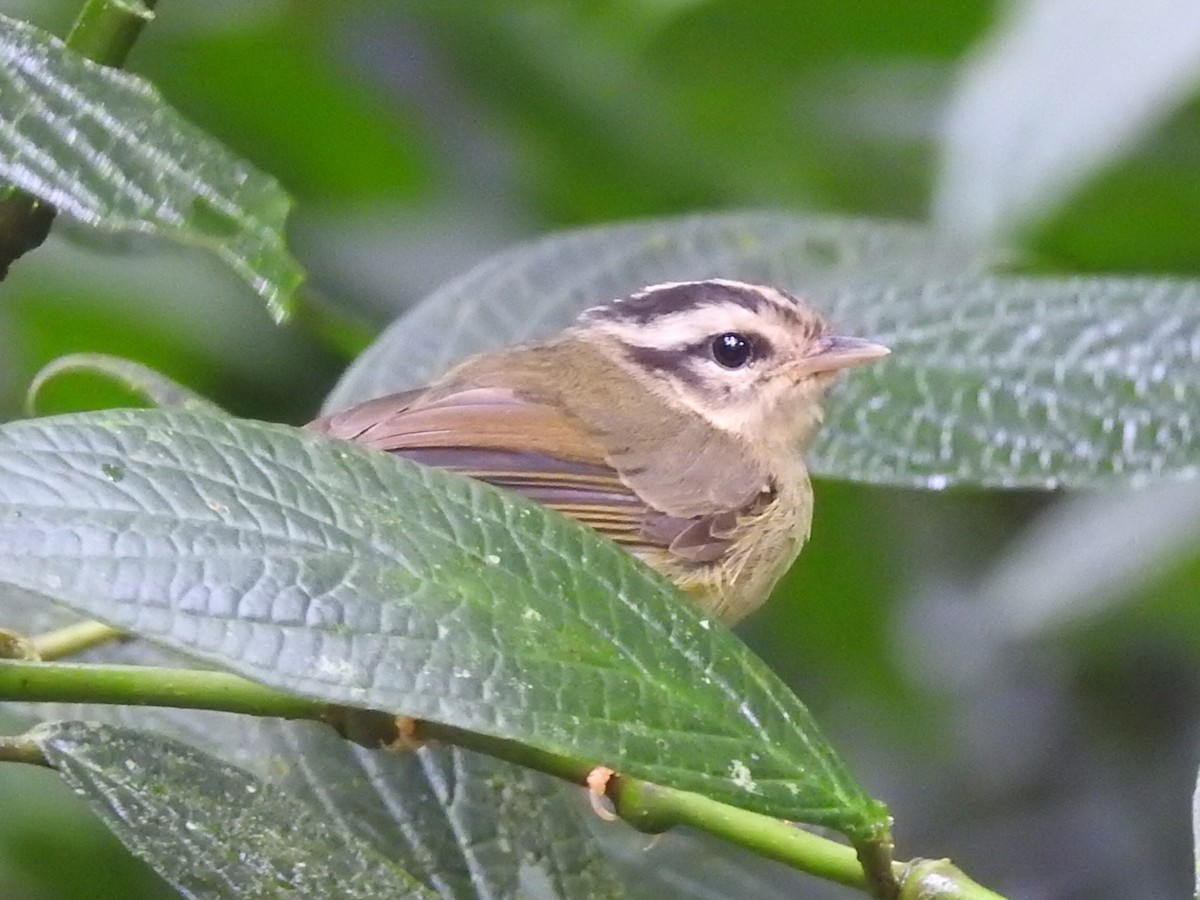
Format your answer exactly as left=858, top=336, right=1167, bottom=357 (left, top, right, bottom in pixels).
left=643, top=491, right=813, bottom=625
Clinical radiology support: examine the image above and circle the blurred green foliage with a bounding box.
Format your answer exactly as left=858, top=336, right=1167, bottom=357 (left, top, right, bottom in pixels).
left=2, top=1, right=1199, bottom=898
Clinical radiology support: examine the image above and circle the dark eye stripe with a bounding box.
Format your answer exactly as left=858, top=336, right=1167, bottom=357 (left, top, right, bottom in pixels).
left=624, top=332, right=775, bottom=384
left=622, top=344, right=704, bottom=387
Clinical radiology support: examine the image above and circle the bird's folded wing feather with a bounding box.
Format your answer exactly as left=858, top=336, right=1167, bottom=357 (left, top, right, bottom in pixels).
left=308, top=387, right=735, bottom=563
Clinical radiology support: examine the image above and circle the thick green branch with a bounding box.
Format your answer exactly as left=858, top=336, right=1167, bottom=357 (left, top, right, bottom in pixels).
left=619, top=776, right=868, bottom=887
left=0, top=659, right=1006, bottom=899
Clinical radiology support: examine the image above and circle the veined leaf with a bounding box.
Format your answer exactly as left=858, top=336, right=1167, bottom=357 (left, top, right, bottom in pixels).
left=32, top=720, right=437, bottom=899
left=0, top=15, right=302, bottom=320
left=818, top=276, right=1200, bottom=488
left=0, top=409, right=888, bottom=841
left=2, top=603, right=631, bottom=898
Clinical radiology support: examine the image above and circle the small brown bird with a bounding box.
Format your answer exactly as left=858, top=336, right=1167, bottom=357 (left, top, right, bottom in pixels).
left=311, top=279, right=888, bottom=624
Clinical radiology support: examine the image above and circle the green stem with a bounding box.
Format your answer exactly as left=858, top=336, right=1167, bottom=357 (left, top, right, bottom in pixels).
left=290, top=287, right=379, bottom=359
left=0, top=732, right=49, bottom=767
left=617, top=777, right=870, bottom=888
left=0, top=660, right=322, bottom=720
left=29, top=620, right=125, bottom=661
left=415, top=719, right=597, bottom=784
left=66, top=0, right=157, bottom=67
left=0, top=659, right=1007, bottom=900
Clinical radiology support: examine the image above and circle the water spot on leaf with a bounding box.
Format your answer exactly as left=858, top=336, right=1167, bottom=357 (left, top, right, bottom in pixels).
left=101, top=462, right=124, bottom=482
left=728, top=759, right=758, bottom=793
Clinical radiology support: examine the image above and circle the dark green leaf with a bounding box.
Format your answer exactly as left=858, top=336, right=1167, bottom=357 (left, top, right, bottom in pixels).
left=32, top=719, right=436, bottom=899
left=0, top=408, right=887, bottom=840
left=0, top=15, right=303, bottom=320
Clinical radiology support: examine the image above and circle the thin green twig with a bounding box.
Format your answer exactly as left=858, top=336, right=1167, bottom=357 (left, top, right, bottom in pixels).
left=28, top=620, right=125, bottom=661
left=66, top=0, right=157, bottom=67
left=0, top=732, right=50, bottom=767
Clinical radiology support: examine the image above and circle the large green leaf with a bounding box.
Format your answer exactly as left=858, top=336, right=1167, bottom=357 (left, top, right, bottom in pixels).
left=0, top=408, right=888, bottom=841
left=31, top=719, right=436, bottom=899
left=818, top=275, right=1200, bottom=488
left=325, top=214, right=1200, bottom=489
left=0, top=15, right=302, bottom=320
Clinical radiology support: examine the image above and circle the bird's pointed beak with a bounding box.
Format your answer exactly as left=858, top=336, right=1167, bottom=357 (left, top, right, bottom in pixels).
left=800, top=335, right=890, bottom=375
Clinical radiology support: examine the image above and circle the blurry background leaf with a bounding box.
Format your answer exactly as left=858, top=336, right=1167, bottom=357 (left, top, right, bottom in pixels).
left=1194, top=768, right=1200, bottom=900
left=935, top=0, right=1200, bottom=242
left=32, top=720, right=438, bottom=899
left=0, top=14, right=303, bottom=319
left=0, top=239, right=343, bottom=424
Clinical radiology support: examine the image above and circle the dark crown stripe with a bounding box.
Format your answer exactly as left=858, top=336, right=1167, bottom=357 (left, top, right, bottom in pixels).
left=586, top=281, right=777, bottom=325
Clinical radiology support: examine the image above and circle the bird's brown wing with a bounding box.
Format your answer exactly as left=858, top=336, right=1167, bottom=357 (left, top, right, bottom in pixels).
left=308, top=387, right=735, bottom=563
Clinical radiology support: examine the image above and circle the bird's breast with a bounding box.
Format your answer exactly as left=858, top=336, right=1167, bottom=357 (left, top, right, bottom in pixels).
left=647, top=474, right=814, bottom=624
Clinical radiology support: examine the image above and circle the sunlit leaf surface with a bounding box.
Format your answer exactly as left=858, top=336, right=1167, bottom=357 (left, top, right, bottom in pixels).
left=0, top=15, right=302, bottom=319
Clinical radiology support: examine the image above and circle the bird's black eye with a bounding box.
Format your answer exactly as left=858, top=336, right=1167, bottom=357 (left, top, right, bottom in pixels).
left=711, top=332, right=753, bottom=368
